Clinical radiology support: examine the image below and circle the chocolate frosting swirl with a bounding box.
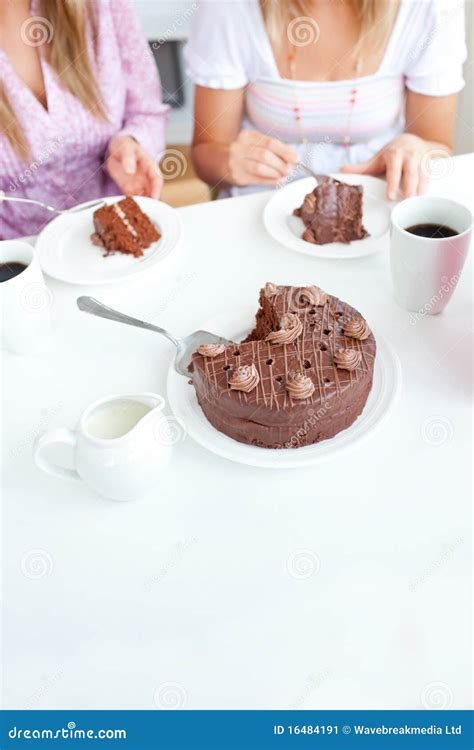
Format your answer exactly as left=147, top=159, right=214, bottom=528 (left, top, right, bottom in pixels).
left=265, top=313, right=303, bottom=345
left=286, top=372, right=315, bottom=400
left=197, top=343, right=226, bottom=357
left=229, top=364, right=260, bottom=393
left=343, top=317, right=371, bottom=340
left=263, top=282, right=279, bottom=298
left=298, top=285, right=328, bottom=307
left=333, top=348, right=362, bottom=371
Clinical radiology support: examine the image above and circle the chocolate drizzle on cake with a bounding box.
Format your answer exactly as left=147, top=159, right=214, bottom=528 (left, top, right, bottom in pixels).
left=294, top=176, right=369, bottom=245
left=189, top=284, right=376, bottom=449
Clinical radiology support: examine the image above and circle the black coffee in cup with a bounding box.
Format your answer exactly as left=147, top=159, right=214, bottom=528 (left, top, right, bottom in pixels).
left=405, top=223, right=458, bottom=239
left=0, top=262, right=28, bottom=282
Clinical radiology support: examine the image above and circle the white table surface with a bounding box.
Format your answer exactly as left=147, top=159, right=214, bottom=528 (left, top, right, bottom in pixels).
left=2, top=154, right=472, bottom=711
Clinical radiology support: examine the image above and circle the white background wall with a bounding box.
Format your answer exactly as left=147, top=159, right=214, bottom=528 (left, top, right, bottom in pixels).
left=133, top=0, right=474, bottom=151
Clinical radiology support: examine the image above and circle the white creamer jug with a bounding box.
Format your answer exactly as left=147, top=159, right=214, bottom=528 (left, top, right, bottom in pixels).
left=33, top=392, right=172, bottom=501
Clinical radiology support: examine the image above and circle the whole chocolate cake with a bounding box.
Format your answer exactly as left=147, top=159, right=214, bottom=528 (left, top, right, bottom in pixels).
left=189, top=284, right=376, bottom=449
left=294, top=176, right=369, bottom=244
left=92, top=197, right=160, bottom=257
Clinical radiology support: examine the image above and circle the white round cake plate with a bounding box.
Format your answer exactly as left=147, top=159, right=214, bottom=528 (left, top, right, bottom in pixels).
left=35, top=195, right=184, bottom=285
left=263, top=173, right=393, bottom=260
left=167, top=312, right=402, bottom=469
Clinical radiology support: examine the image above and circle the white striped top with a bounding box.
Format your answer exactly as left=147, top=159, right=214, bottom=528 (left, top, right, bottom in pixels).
left=185, top=0, right=466, bottom=196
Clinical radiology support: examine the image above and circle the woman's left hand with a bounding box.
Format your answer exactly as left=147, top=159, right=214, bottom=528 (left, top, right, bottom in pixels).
left=106, top=135, right=163, bottom=199
left=341, top=133, right=445, bottom=201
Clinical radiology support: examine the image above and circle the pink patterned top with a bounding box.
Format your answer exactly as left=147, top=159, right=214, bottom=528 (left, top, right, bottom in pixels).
left=0, top=0, right=168, bottom=239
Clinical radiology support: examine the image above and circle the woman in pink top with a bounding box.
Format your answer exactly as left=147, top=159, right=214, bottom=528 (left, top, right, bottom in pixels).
left=0, top=0, right=168, bottom=239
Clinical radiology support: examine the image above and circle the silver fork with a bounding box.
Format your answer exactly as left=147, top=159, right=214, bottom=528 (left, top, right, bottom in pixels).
left=297, top=164, right=325, bottom=182
left=77, top=296, right=235, bottom=377
left=0, top=190, right=105, bottom=214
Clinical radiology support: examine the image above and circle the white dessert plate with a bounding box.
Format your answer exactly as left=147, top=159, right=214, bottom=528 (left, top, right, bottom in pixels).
left=167, top=311, right=401, bottom=469
left=263, top=173, right=392, bottom=260
left=35, top=195, right=183, bottom=285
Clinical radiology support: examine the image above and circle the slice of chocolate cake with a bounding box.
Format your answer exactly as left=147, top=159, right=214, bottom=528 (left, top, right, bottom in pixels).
left=294, top=176, right=369, bottom=244
left=91, top=197, right=160, bottom=257
left=189, top=283, right=376, bottom=449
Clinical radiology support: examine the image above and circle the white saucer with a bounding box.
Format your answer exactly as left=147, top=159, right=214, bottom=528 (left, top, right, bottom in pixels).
left=263, top=174, right=392, bottom=259
left=35, top=195, right=183, bottom=285
left=167, top=312, right=401, bottom=469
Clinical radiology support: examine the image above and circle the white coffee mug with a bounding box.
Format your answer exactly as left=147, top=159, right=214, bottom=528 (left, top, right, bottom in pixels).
left=390, top=196, right=472, bottom=314
left=33, top=392, right=173, bottom=502
left=0, top=240, right=53, bottom=354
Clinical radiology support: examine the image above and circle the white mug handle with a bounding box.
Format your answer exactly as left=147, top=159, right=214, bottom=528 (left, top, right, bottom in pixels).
left=33, top=428, right=81, bottom=482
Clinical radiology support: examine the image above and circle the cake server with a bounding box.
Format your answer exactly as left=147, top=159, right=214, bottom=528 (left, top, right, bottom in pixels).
left=0, top=191, right=104, bottom=215
left=77, top=296, right=235, bottom=377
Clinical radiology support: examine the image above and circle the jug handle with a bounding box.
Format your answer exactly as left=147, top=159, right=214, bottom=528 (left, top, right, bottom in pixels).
left=33, top=428, right=81, bottom=482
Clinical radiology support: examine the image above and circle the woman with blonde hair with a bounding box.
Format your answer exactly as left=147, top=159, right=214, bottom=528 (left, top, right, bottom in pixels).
left=186, top=0, right=466, bottom=198
left=0, top=0, right=168, bottom=238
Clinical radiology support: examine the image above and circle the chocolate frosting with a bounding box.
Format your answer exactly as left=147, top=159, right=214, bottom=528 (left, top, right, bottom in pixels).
left=189, top=285, right=376, bottom=449
left=264, top=282, right=279, bottom=298
left=197, top=344, right=226, bottom=357
left=334, top=348, right=362, bottom=371
left=298, top=285, right=328, bottom=307
left=286, top=373, right=315, bottom=400
left=265, top=312, right=303, bottom=345
left=229, top=364, right=260, bottom=393
left=343, top=317, right=371, bottom=340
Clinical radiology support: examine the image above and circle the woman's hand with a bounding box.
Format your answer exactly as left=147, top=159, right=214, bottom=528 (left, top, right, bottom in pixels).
left=341, top=133, right=450, bottom=200
left=106, top=135, right=163, bottom=199
left=228, top=130, right=299, bottom=186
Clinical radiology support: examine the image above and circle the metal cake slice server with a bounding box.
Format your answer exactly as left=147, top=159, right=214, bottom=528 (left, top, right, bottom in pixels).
left=77, top=296, right=235, bottom=377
